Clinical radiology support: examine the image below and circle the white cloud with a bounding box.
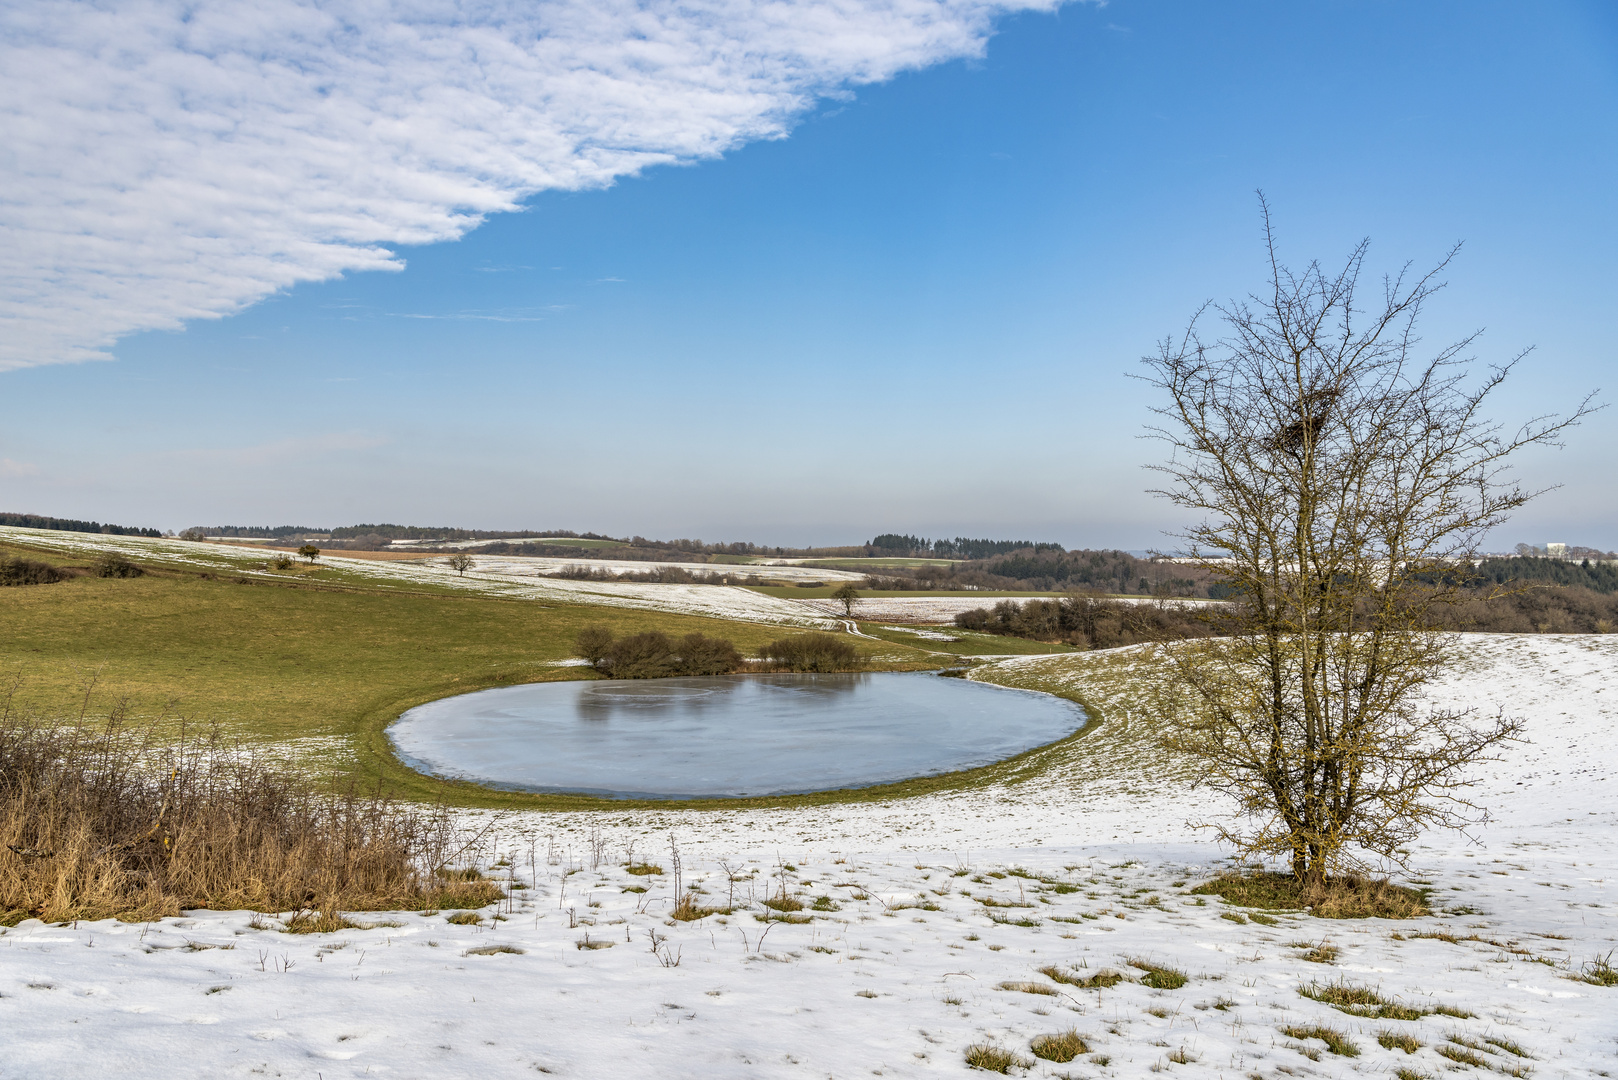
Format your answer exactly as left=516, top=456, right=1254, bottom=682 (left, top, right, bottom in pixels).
left=0, top=458, right=42, bottom=477
left=0, top=0, right=1058, bottom=371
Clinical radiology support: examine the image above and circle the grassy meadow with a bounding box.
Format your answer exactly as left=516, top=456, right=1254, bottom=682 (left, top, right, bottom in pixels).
left=0, top=536, right=1097, bottom=811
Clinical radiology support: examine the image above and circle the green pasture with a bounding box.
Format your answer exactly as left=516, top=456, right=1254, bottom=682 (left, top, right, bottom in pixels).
left=0, top=536, right=1116, bottom=811
left=854, top=624, right=1079, bottom=657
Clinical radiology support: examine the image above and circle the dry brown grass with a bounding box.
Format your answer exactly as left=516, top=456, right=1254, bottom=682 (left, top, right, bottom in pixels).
left=0, top=684, right=498, bottom=925
left=1029, top=1030, right=1089, bottom=1062
left=1191, top=871, right=1429, bottom=919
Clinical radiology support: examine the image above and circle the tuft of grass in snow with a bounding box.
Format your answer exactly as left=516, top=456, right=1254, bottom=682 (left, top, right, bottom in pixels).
left=281, top=909, right=364, bottom=934
left=1128, top=958, right=1188, bottom=989
left=998, top=980, right=1058, bottom=996
left=1029, top=1029, right=1088, bottom=1062
left=1039, top=964, right=1126, bottom=990
left=963, top=1043, right=1032, bottom=1073
left=465, top=944, right=523, bottom=956
left=1280, top=1023, right=1360, bottom=1057
left=1436, top=1042, right=1490, bottom=1068
left=1293, top=940, right=1340, bottom=963
left=1298, top=979, right=1433, bottom=1020
left=1482, top=1035, right=1533, bottom=1058
left=1377, top=1028, right=1423, bottom=1053
left=1574, top=951, right=1618, bottom=986
left=624, top=863, right=663, bottom=876
left=445, top=911, right=483, bottom=925
left=670, top=894, right=727, bottom=922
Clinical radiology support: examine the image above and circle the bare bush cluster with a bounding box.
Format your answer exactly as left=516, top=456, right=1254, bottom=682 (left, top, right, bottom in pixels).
left=954, top=594, right=1215, bottom=648
left=573, top=628, right=862, bottom=675
left=0, top=684, right=497, bottom=924
left=93, top=553, right=143, bottom=579
left=575, top=627, right=743, bottom=678
left=0, top=556, right=66, bottom=586
left=549, top=564, right=778, bottom=587
left=757, top=633, right=860, bottom=672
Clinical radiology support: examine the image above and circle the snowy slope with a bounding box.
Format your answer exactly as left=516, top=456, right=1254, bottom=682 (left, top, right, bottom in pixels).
left=0, top=526, right=835, bottom=628
left=2, top=635, right=1613, bottom=1078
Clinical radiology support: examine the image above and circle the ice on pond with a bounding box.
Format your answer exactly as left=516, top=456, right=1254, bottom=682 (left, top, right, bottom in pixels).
left=389, top=672, right=1085, bottom=798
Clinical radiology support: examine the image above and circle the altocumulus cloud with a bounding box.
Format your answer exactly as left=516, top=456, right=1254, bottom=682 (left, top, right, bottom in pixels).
left=0, top=0, right=1058, bottom=371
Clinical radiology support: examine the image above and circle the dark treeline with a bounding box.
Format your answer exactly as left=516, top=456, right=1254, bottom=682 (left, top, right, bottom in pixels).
left=202, top=525, right=323, bottom=538
left=1469, top=556, right=1618, bottom=594
left=0, top=512, right=161, bottom=538
left=868, top=534, right=1064, bottom=559
left=329, top=524, right=622, bottom=542
left=861, top=549, right=1216, bottom=597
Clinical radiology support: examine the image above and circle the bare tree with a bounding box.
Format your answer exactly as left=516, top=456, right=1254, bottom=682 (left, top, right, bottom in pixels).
left=831, top=581, right=861, bottom=617
left=1140, top=197, right=1597, bottom=882
left=447, top=553, right=474, bottom=576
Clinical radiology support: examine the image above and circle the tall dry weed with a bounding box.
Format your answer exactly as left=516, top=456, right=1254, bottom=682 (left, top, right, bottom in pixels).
left=0, top=678, right=497, bottom=924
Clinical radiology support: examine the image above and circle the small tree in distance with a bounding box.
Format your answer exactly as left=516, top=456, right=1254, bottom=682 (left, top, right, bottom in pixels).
left=831, top=581, right=861, bottom=617
left=1140, top=197, right=1597, bottom=883
left=447, top=553, right=474, bottom=576
left=297, top=544, right=320, bottom=564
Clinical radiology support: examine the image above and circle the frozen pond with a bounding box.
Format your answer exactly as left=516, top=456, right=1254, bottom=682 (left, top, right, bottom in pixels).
left=389, top=672, right=1086, bottom=798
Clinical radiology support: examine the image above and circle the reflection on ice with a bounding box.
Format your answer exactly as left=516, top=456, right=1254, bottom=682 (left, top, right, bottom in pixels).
left=389, top=672, right=1084, bottom=799
left=574, top=673, right=865, bottom=720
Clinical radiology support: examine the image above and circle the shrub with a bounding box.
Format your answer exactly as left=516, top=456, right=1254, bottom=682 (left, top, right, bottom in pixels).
left=93, top=553, right=144, bottom=579
left=675, top=633, right=743, bottom=676
left=0, top=557, right=65, bottom=586
left=759, top=632, right=860, bottom=672
left=575, top=626, right=615, bottom=667
left=579, top=629, right=743, bottom=677
left=602, top=631, right=679, bottom=678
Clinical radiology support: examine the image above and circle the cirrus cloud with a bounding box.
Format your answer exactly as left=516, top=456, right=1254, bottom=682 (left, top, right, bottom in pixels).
left=0, top=0, right=1059, bottom=371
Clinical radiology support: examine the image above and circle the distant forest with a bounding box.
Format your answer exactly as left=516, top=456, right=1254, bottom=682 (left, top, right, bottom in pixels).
left=856, top=548, right=1214, bottom=596
left=204, top=525, right=323, bottom=538
left=867, top=534, right=1065, bottom=559
left=1469, top=556, right=1618, bottom=594
left=0, top=512, right=162, bottom=538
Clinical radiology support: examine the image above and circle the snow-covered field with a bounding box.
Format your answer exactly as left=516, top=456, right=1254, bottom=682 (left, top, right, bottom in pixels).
left=4, top=634, right=1613, bottom=1078
left=0, top=526, right=836, bottom=628
left=408, top=550, right=866, bottom=584
left=809, top=595, right=1213, bottom=624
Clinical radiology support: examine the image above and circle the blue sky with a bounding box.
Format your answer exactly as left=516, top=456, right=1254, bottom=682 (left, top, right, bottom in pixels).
left=2, top=0, right=1614, bottom=548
